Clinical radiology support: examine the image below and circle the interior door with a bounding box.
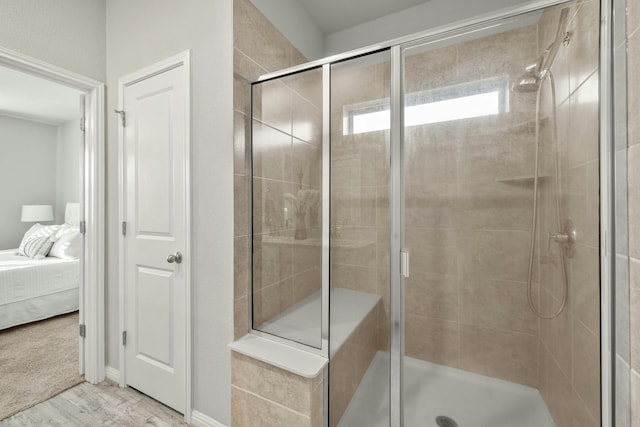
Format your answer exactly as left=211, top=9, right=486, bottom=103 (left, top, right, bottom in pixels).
left=122, top=64, right=187, bottom=413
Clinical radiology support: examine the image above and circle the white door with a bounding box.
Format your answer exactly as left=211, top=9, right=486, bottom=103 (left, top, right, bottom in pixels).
left=122, top=63, right=188, bottom=413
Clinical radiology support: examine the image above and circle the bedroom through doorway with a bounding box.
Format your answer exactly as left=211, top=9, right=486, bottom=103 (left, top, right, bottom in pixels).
left=0, top=63, right=86, bottom=420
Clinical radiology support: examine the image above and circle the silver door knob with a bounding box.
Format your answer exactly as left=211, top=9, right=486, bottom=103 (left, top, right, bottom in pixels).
left=167, top=252, right=183, bottom=264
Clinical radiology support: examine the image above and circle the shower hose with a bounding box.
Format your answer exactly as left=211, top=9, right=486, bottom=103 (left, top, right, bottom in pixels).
left=526, top=71, right=568, bottom=319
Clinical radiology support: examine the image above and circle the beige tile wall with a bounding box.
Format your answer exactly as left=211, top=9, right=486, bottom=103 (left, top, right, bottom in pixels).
left=328, top=303, right=381, bottom=427
left=231, top=353, right=323, bottom=427
left=627, top=0, right=640, bottom=424
left=399, top=26, right=541, bottom=386
left=536, top=2, right=601, bottom=426
left=232, top=1, right=324, bottom=425
left=233, top=0, right=323, bottom=342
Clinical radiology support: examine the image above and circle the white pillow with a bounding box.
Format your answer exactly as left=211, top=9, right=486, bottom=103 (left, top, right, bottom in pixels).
left=49, top=227, right=81, bottom=259
left=22, top=235, right=56, bottom=259
left=18, top=224, right=62, bottom=256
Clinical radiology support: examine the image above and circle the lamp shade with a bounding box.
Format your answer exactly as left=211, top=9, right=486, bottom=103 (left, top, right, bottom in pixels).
left=21, top=205, right=54, bottom=222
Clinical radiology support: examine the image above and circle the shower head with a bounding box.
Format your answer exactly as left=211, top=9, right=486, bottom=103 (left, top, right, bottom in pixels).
left=512, top=7, right=570, bottom=93
left=512, top=73, right=541, bottom=92
left=511, top=56, right=544, bottom=92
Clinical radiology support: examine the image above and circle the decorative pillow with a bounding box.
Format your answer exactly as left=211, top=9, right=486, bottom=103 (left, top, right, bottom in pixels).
left=22, top=235, right=55, bottom=259
left=18, top=224, right=61, bottom=256
left=49, top=227, right=81, bottom=259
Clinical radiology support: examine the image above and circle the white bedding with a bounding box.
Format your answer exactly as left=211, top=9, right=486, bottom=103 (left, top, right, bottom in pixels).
left=0, top=249, right=79, bottom=330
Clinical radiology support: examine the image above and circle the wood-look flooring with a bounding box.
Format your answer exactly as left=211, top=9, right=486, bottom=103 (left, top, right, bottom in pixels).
left=0, top=382, right=187, bottom=426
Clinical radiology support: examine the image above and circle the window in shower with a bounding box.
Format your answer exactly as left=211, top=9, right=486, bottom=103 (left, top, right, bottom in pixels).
left=343, top=76, right=508, bottom=135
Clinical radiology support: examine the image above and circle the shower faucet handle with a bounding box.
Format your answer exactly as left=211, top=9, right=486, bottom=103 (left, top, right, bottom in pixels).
left=547, top=232, right=569, bottom=251
left=546, top=220, right=577, bottom=258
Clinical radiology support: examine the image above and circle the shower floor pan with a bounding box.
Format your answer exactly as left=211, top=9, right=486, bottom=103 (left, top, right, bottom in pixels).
left=338, top=351, right=555, bottom=427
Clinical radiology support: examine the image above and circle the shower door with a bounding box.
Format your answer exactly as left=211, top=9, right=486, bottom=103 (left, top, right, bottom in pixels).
left=398, top=3, right=601, bottom=427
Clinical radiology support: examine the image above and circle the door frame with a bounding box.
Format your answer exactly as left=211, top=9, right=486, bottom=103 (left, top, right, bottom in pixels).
left=0, top=46, right=106, bottom=385
left=117, top=50, right=192, bottom=422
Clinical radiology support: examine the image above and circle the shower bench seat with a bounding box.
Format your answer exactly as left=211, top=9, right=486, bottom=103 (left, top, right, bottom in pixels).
left=229, top=287, right=381, bottom=375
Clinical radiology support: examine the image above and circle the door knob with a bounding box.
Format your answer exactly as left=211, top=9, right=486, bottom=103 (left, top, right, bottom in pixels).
left=167, top=252, right=183, bottom=264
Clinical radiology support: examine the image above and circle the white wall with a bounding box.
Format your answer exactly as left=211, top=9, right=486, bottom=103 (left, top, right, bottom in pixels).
left=56, top=120, right=82, bottom=222
left=0, top=0, right=106, bottom=82
left=325, top=0, right=532, bottom=55
left=0, top=116, right=58, bottom=249
left=249, top=0, right=324, bottom=60
left=106, top=1, right=233, bottom=424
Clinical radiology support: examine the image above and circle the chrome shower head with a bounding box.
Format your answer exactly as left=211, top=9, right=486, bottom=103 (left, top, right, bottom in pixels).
left=512, top=73, right=541, bottom=92
left=512, top=55, right=544, bottom=92
left=512, top=7, right=570, bottom=94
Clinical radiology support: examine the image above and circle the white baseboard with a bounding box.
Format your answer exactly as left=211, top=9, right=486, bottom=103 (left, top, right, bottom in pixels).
left=105, top=366, right=120, bottom=384
left=190, top=410, right=226, bottom=427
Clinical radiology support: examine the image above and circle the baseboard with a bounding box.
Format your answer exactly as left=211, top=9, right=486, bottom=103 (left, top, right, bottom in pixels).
left=105, top=366, right=120, bottom=384
left=190, top=410, right=226, bottom=427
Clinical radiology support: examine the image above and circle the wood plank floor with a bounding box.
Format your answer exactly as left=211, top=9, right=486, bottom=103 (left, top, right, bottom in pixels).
left=0, top=382, right=187, bottom=426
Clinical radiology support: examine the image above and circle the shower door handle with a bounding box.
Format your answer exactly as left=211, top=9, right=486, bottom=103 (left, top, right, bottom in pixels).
left=401, top=250, right=410, bottom=278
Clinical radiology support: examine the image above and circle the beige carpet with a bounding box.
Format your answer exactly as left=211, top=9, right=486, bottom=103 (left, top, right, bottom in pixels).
left=0, top=312, right=83, bottom=420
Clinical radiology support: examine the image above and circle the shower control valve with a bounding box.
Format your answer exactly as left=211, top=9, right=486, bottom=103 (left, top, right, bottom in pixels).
left=547, top=220, right=577, bottom=258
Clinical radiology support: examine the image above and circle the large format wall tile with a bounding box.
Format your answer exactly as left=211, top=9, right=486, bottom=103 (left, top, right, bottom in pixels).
left=405, top=316, right=459, bottom=367
left=459, top=325, right=538, bottom=386
left=460, top=279, right=538, bottom=334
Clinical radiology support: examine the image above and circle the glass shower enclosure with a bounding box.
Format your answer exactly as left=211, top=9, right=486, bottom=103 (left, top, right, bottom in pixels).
left=247, top=0, right=613, bottom=425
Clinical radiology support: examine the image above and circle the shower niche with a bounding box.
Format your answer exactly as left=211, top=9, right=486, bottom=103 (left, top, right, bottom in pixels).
left=242, top=1, right=605, bottom=426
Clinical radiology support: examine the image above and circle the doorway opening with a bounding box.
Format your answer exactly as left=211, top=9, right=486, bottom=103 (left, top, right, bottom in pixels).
left=0, top=47, right=105, bottom=421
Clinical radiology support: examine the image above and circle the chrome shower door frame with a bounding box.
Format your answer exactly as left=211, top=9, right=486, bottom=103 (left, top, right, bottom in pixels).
left=248, top=0, right=616, bottom=424
left=391, top=0, right=614, bottom=424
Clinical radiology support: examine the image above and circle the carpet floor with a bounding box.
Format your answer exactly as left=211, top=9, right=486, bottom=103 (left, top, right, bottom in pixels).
left=0, top=312, right=83, bottom=420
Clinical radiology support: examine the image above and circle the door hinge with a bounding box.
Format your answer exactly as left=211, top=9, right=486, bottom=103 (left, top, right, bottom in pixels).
left=80, top=95, right=86, bottom=132
left=122, top=221, right=127, bottom=236
left=114, top=109, right=126, bottom=127
left=401, top=250, right=410, bottom=278
left=79, top=324, right=86, bottom=338
left=79, top=221, right=86, bottom=235
left=122, top=331, right=127, bottom=346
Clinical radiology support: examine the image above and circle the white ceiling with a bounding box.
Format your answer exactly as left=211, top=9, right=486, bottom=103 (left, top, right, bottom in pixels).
left=299, top=0, right=431, bottom=34
left=0, top=65, right=83, bottom=124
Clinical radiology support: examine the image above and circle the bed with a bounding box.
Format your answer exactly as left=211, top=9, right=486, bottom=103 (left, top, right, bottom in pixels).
left=0, top=204, right=80, bottom=330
